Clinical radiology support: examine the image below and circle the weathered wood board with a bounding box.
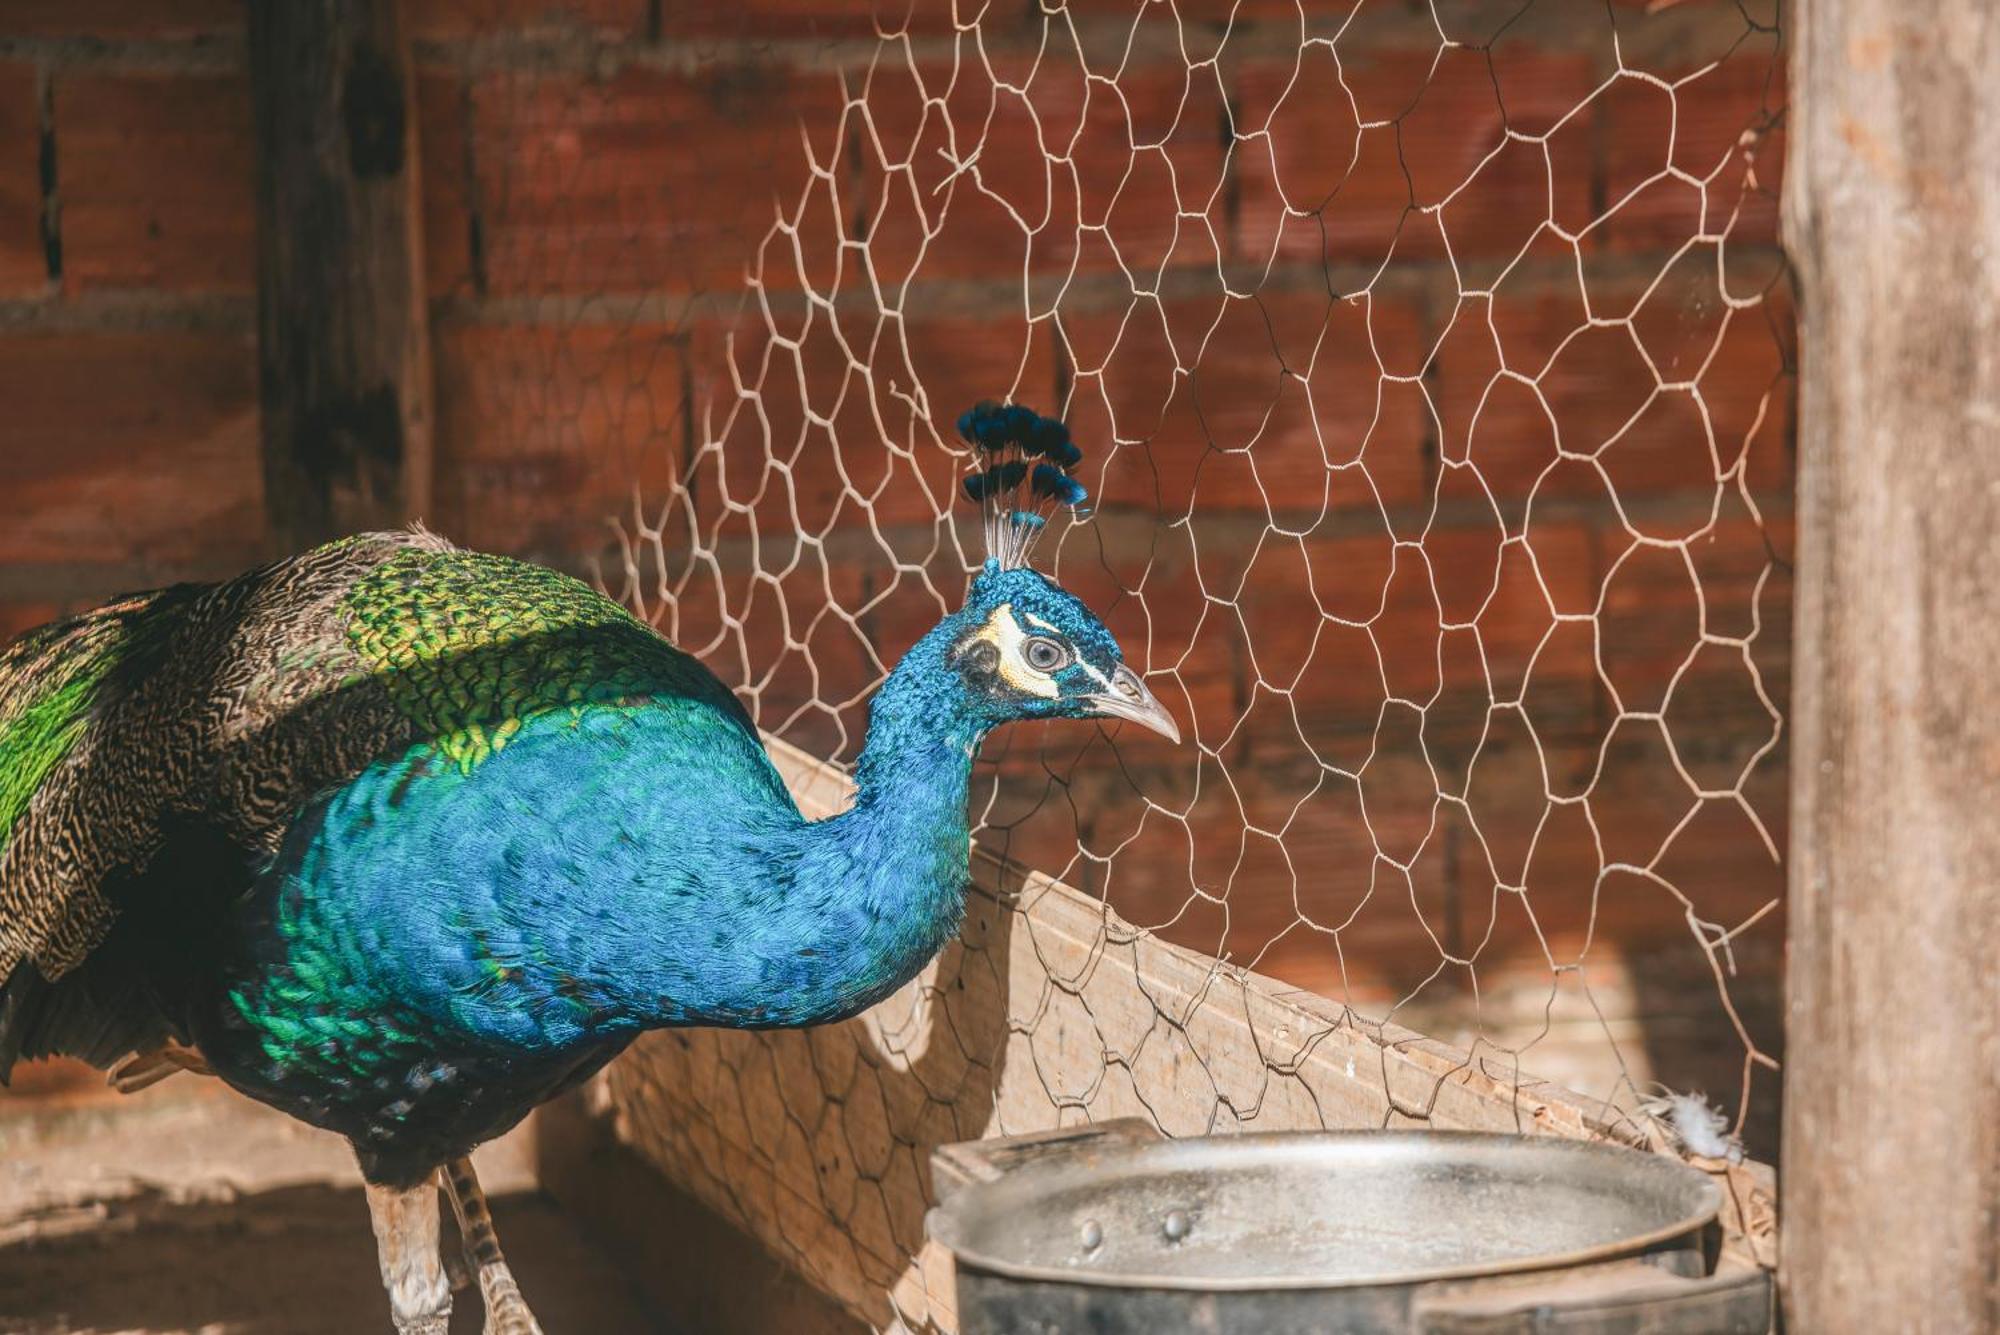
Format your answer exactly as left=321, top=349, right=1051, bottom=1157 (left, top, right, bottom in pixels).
left=249, top=0, right=433, bottom=549
left=1782, top=1, right=2000, bottom=1329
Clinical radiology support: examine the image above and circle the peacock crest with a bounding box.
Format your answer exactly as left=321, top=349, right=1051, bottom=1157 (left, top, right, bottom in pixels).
left=956, top=401, right=1088, bottom=572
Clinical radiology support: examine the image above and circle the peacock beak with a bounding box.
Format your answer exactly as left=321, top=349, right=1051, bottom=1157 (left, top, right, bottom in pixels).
left=1086, top=665, right=1182, bottom=744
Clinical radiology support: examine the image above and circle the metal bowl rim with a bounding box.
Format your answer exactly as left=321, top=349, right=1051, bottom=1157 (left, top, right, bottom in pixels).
left=926, top=1130, right=1724, bottom=1293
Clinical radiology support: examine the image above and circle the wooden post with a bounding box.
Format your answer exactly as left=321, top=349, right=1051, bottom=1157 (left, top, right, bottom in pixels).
left=248, top=0, right=433, bottom=552
left=1783, top=3, right=2000, bottom=1331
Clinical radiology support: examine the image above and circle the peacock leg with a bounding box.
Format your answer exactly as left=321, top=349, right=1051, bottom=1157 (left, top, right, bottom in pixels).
left=364, top=1177, right=452, bottom=1335
left=442, top=1155, right=544, bottom=1335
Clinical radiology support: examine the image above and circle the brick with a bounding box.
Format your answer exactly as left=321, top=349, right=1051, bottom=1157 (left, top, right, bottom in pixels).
left=689, top=306, right=1053, bottom=540
left=1373, top=548, right=1441, bottom=706
left=1068, top=62, right=1231, bottom=277
left=1099, top=797, right=1221, bottom=936
left=1393, top=45, right=1595, bottom=234
left=1520, top=619, right=1605, bottom=768
left=1487, top=235, right=1592, bottom=374
left=1625, top=242, right=1732, bottom=376
left=659, top=0, right=966, bottom=41
left=1043, top=517, right=1213, bottom=674
left=1688, top=507, right=1793, bottom=645
left=1424, top=626, right=1493, bottom=790
left=1598, top=47, right=1786, bottom=251
left=0, top=1055, right=119, bottom=1110
left=861, top=142, right=1038, bottom=293
left=1426, top=504, right=1507, bottom=630
left=1291, top=643, right=1388, bottom=777
left=1515, top=796, right=1603, bottom=951
left=1463, top=707, right=1559, bottom=885
left=1448, top=265, right=1794, bottom=523
left=1435, top=134, right=1587, bottom=275
left=0, top=330, right=264, bottom=569
left=56, top=72, right=255, bottom=292
left=0, top=0, right=239, bottom=37
left=1228, top=534, right=1331, bottom=690
left=1645, top=788, right=1787, bottom=927
left=1661, top=641, right=1781, bottom=791
left=1483, top=525, right=1595, bottom=695
left=1066, top=289, right=1428, bottom=520
left=1357, top=703, right=1439, bottom=867
left=405, top=0, right=646, bottom=40
left=1113, top=754, right=1465, bottom=1000
left=1234, top=51, right=1402, bottom=269
left=741, top=593, right=876, bottom=762
left=1539, top=319, right=1658, bottom=453
left=472, top=63, right=845, bottom=296
left=0, top=63, right=44, bottom=296
left=1587, top=716, right=1700, bottom=867
left=1236, top=44, right=1595, bottom=271
left=1542, top=85, right=1601, bottom=242
left=1458, top=378, right=1559, bottom=532
left=853, top=53, right=1229, bottom=286
left=1706, top=288, right=1794, bottom=492
left=1597, top=538, right=1702, bottom=716
left=862, top=548, right=985, bottom=668
left=1428, top=298, right=1502, bottom=458
left=432, top=321, right=687, bottom=558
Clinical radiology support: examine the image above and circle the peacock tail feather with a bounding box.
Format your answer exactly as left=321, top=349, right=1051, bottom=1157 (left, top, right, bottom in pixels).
left=0, top=595, right=158, bottom=864
left=0, top=533, right=431, bottom=992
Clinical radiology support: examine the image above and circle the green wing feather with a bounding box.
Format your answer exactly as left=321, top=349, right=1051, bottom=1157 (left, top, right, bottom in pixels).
left=0, top=611, right=133, bottom=863
left=0, top=534, right=436, bottom=988
left=341, top=547, right=740, bottom=774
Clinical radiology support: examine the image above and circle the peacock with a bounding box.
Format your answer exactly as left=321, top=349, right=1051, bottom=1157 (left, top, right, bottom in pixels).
left=0, top=403, right=1177, bottom=1335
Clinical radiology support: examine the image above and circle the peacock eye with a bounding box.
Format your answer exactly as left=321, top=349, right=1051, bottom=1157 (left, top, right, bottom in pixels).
left=1023, top=636, right=1071, bottom=673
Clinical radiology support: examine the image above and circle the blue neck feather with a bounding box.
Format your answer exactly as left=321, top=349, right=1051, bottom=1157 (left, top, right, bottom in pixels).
left=612, top=614, right=991, bottom=1030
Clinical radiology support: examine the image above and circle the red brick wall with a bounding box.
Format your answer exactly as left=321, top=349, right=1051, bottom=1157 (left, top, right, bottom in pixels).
left=0, top=0, right=1792, bottom=1148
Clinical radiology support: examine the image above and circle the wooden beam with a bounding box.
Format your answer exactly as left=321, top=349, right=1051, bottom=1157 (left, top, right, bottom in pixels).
left=1783, top=3, right=2000, bottom=1330
left=248, top=0, right=433, bottom=552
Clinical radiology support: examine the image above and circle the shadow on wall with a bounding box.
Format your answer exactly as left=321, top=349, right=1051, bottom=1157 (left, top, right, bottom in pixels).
left=0, top=1180, right=665, bottom=1335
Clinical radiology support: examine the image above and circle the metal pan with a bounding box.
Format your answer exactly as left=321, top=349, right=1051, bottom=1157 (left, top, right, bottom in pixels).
left=927, top=1124, right=1771, bottom=1334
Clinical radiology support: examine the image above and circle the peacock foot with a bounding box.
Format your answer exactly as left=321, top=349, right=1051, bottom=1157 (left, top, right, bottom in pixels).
left=478, top=1262, right=544, bottom=1335
left=395, top=1319, right=451, bottom=1335
left=444, top=1240, right=474, bottom=1293
left=441, top=1155, right=544, bottom=1335
left=367, top=1180, right=453, bottom=1335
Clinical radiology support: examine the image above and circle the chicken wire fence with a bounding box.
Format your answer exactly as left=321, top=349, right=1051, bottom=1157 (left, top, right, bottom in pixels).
left=447, top=0, right=1790, bottom=1327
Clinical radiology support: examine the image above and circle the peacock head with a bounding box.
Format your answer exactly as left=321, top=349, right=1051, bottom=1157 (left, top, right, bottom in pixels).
left=940, top=561, right=1180, bottom=742
left=934, top=401, right=1180, bottom=744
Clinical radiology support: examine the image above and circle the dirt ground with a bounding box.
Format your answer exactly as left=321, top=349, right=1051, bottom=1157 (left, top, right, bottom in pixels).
left=0, top=1073, right=672, bottom=1334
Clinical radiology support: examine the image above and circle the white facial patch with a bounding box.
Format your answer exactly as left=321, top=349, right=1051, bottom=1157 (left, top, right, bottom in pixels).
left=964, top=604, right=1061, bottom=699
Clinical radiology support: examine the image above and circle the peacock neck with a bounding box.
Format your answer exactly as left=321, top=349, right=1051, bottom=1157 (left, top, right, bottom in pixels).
left=776, top=623, right=990, bottom=1020
left=849, top=627, right=987, bottom=827
left=613, top=619, right=989, bottom=1032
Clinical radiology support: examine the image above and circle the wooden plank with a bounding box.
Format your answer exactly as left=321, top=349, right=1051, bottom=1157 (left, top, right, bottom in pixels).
left=1781, top=3, right=2000, bottom=1331
left=584, top=733, right=1775, bottom=1333
left=247, top=0, right=433, bottom=550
